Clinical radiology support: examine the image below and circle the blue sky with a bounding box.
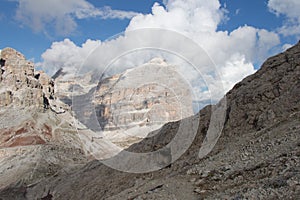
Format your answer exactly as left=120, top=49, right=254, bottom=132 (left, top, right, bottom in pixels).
left=0, top=0, right=163, bottom=61
left=0, top=0, right=299, bottom=87
left=0, top=0, right=298, bottom=62
left=218, top=0, right=297, bottom=45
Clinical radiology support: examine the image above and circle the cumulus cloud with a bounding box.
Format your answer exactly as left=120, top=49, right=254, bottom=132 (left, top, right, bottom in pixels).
left=39, top=0, right=281, bottom=105
left=268, top=0, right=300, bottom=37
left=38, top=38, right=101, bottom=75
left=127, top=1, right=227, bottom=34
left=220, top=53, right=255, bottom=90
left=126, top=1, right=279, bottom=65
left=125, top=0, right=279, bottom=91
left=15, top=0, right=139, bottom=35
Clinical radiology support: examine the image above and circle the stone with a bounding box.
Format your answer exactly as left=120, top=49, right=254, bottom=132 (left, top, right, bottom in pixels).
left=189, top=177, right=197, bottom=182
left=194, top=188, right=206, bottom=194
left=0, top=48, right=60, bottom=111
left=194, top=179, right=205, bottom=186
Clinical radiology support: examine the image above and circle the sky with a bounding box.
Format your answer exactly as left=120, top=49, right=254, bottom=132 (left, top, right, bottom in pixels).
left=0, top=0, right=163, bottom=61
left=0, top=0, right=300, bottom=103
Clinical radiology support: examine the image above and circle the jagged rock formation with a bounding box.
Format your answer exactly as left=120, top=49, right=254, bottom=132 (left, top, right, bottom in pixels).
left=0, top=48, right=67, bottom=113
left=0, top=48, right=52, bottom=108
left=0, top=48, right=72, bottom=148
left=0, top=48, right=87, bottom=190
left=1, top=42, right=300, bottom=199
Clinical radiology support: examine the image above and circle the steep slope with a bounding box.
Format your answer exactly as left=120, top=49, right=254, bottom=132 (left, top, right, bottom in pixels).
left=1, top=42, right=300, bottom=199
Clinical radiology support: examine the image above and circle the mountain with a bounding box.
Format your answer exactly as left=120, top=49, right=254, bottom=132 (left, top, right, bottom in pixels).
left=0, top=42, right=300, bottom=199
left=93, top=58, right=193, bottom=131
left=55, top=57, right=194, bottom=147
left=0, top=48, right=195, bottom=192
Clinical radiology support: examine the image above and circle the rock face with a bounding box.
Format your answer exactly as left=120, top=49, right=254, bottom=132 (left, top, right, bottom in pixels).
left=1, top=42, right=300, bottom=199
left=0, top=48, right=69, bottom=114
left=92, top=58, right=193, bottom=131
left=0, top=48, right=54, bottom=148
left=0, top=48, right=54, bottom=108
left=223, top=44, right=300, bottom=137
left=0, top=48, right=87, bottom=190
left=56, top=58, right=194, bottom=146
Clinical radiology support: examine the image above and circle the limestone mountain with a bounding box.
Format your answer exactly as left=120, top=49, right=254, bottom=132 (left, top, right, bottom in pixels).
left=92, top=58, right=193, bottom=132
left=54, top=57, right=194, bottom=147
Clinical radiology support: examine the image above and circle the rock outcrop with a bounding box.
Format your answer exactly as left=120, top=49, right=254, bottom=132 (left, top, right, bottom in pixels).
left=223, top=44, right=300, bottom=137
left=0, top=48, right=87, bottom=190
left=0, top=48, right=68, bottom=113
left=0, top=48, right=52, bottom=108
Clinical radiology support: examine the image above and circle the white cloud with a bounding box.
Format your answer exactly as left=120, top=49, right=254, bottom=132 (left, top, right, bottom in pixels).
left=282, top=43, right=293, bottom=51
left=40, top=0, right=281, bottom=104
left=124, top=0, right=279, bottom=90
left=15, top=0, right=139, bottom=35
left=268, top=0, right=300, bottom=36
left=268, top=0, right=300, bottom=20
left=220, top=53, right=255, bottom=90
left=127, top=1, right=227, bottom=34
left=37, top=38, right=101, bottom=75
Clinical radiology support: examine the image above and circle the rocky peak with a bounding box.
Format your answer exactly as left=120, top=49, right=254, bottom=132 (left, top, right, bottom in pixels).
left=53, top=57, right=194, bottom=145
left=1, top=47, right=26, bottom=61
left=0, top=48, right=66, bottom=113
